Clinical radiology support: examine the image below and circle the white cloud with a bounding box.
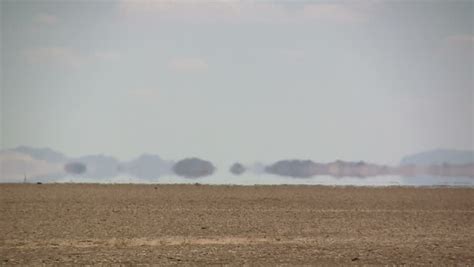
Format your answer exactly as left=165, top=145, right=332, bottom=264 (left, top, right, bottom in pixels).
left=278, top=49, right=306, bottom=62
left=440, top=34, right=474, bottom=56
left=117, top=1, right=372, bottom=25
left=302, top=4, right=365, bottom=24
left=34, top=13, right=58, bottom=25
left=94, top=51, right=121, bottom=61
left=23, top=47, right=85, bottom=68
left=169, top=57, right=209, bottom=72
left=24, top=47, right=122, bottom=67
left=129, top=88, right=160, bottom=99
left=446, top=34, right=474, bottom=46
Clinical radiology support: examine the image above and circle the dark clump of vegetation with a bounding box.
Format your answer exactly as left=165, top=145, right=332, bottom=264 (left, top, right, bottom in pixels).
left=229, top=162, right=246, bottom=175
left=172, top=158, right=215, bottom=178
left=265, top=160, right=319, bottom=178
left=64, top=162, right=87, bottom=175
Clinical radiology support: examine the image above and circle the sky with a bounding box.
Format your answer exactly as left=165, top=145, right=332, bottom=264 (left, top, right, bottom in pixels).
left=1, top=0, right=473, bottom=165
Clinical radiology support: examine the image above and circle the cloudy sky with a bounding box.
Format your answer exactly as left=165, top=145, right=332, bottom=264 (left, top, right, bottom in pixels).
left=1, top=0, right=473, bottom=165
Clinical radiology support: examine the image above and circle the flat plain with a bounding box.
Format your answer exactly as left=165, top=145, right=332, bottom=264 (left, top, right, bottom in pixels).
left=0, top=184, right=473, bottom=265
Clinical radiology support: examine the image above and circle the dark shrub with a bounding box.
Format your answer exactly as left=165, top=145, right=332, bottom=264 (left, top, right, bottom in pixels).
left=64, top=162, right=87, bottom=175
left=173, top=158, right=215, bottom=178
left=230, top=162, right=246, bottom=175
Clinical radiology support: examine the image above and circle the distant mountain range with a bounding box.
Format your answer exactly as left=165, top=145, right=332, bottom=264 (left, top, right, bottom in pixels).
left=265, top=160, right=391, bottom=178
left=264, top=149, right=474, bottom=178
left=10, top=146, right=68, bottom=163
left=0, top=147, right=174, bottom=182
left=401, top=149, right=474, bottom=165
left=1, top=146, right=473, bottom=182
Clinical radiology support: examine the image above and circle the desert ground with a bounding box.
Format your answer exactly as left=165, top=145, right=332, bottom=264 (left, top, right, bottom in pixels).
left=0, top=184, right=473, bottom=265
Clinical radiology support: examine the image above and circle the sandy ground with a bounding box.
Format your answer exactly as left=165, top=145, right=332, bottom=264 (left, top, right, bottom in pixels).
left=0, top=184, right=473, bottom=265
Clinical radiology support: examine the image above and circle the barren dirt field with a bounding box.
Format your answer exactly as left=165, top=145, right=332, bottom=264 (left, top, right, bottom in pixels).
left=1, top=184, right=473, bottom=265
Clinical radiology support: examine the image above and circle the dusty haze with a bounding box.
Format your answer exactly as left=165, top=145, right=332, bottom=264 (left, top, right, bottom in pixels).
left=1, top=1, right=473, bottom=169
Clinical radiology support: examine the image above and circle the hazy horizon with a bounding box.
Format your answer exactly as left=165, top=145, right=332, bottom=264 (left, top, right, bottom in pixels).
left=1, top=0, right=473, bottom=166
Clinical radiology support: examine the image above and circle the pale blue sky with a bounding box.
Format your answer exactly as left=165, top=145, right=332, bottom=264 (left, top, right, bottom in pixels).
left=1, top=0, right=473, bottom=165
